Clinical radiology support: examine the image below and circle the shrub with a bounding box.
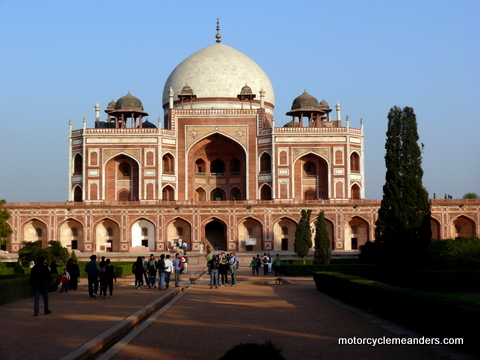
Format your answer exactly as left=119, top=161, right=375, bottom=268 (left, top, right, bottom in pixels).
left=428, top=237, right=480, bottom=270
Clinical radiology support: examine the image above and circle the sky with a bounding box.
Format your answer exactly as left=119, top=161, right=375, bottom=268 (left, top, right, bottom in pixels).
left=0, top=0, right=479, bottom=202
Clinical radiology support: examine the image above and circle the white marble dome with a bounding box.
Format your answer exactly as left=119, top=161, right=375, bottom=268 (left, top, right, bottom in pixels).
left=162, top=43, right=275, bottom=114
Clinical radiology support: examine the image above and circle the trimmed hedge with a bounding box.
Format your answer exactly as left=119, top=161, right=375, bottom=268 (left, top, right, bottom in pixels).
left=314, top=271, right=479, bottom=355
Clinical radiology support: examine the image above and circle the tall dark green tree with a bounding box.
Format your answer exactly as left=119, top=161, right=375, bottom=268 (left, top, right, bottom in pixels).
left=294, top=209, right=312, bottom=265
left=0, top=200, right=13, bottom=250
left=375, top=106, right=431, bottom=270
left=313, top=211, right=331, bottom=265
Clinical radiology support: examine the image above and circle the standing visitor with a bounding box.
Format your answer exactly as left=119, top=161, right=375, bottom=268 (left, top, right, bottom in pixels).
left=261, top=253, right=269, bottom=275
left=172, top=253, right=182, bottom=287
left=267, top=253, right=273, bottom=275
left=219, top=252, right=229, bottom=286
left=85, top=255, right=100, bottom=298
left=157, top=254, right=166, bottom=290
left=132, top=256, right=144, bottom=289
left=164, top=254, right=173, bottom=289
left=208, top=254, right=220, bottom=289
left=60, top=268, right=70, bottom=293
left=100, top=259, right=116, bottom=298
left=229, top=252, right=238, bottom=286
left=249, top=256, right=258, bottom=276
left=30, top=256, right=52, bottom=316
left=274, top=254, right=282, bottom=276
left=66, top=259, right=80, bottom=290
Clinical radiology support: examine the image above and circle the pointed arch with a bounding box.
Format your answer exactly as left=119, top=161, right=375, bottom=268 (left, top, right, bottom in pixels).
left=22, top=219, right=48, bottom=248
left=166, top=218, right=192, bottom=253
left=58, top=219, right=84, bottom=251
left=203, top=218, right=227, bottom=251
left=162, top=185, right=175, bottom=201
left=238, top=217, right=263, bottom=252
left=273, top=217, right=297, bottom=251
left=131, top=218, right=156, bottom=251
left=260, top=184, right=272, bottom=200
left=344, top=216, right=369, bottom=250
left=94, top=218, right=120, bottom=252
left=104, top=153, right=140, bottom=201
left=450, top=215, right=476, bottom=238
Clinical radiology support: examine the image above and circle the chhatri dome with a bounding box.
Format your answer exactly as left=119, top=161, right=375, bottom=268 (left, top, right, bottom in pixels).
left=162, top=23, right=275, bottom=116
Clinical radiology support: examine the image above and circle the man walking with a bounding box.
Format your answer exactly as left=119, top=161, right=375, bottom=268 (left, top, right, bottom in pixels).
left=172, top=253, right=182, bottom=287
left=164, top=254, right=173, bottom=289
left=85, top=255, right=100, bottom=298
left=157, top=254, right=166, bottom=290
left=229, top=252, right=238, bottom=286
left=30, top=256, right=52, bottom=316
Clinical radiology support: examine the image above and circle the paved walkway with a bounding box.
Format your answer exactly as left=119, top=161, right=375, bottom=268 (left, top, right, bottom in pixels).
left=0, top=267, right=472, bottom=360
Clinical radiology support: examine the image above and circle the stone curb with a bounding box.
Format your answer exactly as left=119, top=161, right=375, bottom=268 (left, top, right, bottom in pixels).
left=58, top=287, right=184, bottom=360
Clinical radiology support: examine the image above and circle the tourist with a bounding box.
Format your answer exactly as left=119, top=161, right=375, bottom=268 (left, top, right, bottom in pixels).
left=141, top=256, right=148, bottom=286
left=66, top=259, right=80, bottom=290
left=147, top=254, right=157, bottom=288
left=255, top=254, right=261, bottom=275
left=30, top=256, right=52, bottom=316
left=157, top=254, right=166, bottom=290
left=172, top=253, right=182, bottom=287
left=132, top=256, right=144, bottom=289
left=229, top=252, right=239, bottom=286
left=85, top=255, right=100, bottom=297
left=164, top=254, right=173, bottom=289
left=180, top=254, right=188, bottom=275
left=249, top=256, right=258, bottom=276
left=100, top=259, right=116, bottom=298
left=147, top=264, right=156, bottom=288
left=267, top=253, right=273, bottom=274
left=274, top=254, right=282, bottom=277
left=59, top=268, right=70, bottom=293
left=261, top=253, right=269, bottom=275
left=219, top=252, right=229, bottom=286
left=208, top=254, right=220, bottom=289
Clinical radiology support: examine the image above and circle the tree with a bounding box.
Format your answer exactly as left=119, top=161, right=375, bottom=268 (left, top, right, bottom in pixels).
left=18, top=241, right=48, bottom=266
left=47, top=240, right=70, bottom=264
left=375, top=106, right=431, bottom=271
left=0, top=199, right=13, bottom=250
left=294, top=209, right=312, bottom=265
left=463, top=193, right=478, bottom=199
left=313, top=211, right=331, bottom=265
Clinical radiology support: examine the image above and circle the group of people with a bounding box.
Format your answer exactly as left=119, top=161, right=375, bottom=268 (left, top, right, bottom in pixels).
left=206, top=252, right=239, bottom=288
left=84, top=255, right=117, bottom=299
left=132, top=253, right=188, bottom=290
left=249, top=253, right=282, bottom=276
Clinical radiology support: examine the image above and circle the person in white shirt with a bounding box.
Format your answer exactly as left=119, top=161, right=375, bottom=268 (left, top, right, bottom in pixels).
left=164, top=254, right=173, bottom=289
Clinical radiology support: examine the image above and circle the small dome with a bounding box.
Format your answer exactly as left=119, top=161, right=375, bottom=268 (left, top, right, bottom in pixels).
left=115, top=92, right=144, bottom=111
left=107, top=100, right=116, bottom=110
left=283, top=119, right=300, bottom=128
left=291, top=91, right=320, bottom=110
left=181, top=85, right=194, bottom=95
left=319, top=99, right=329, bottom=109
left=240, top=84, right=253, bottom=94
left=138, top=120, right=157, bottom=129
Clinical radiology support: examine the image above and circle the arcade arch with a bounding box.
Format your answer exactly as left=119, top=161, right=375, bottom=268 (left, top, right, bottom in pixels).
left=104, top=154, right=139, bottom=201
left=273, top=218, right=297, bottom=251
left=132, top=219, right=155, bottom=251
left=59, top=219, right=84, bottom=251
left=204, top=218, right=227, bottom=251
left=344, top=217, right=369, bottom=250
left=450, top=216, right=475, bottom=238
left=166, top=218, right=191, bottom=252
left=294, top=154, right=328, bottom=200
left=23, top=219, right=48, bottom=248
left=95, top=219, right=120, bottom=252
left=238, top=217, right=263, bottom=252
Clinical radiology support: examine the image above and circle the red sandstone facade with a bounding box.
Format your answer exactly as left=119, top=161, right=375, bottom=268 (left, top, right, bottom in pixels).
left=3, top=38, right=479, bottom=254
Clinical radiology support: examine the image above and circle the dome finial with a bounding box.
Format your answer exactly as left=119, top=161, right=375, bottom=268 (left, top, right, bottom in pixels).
left=215, top=18, right=221, bottom=43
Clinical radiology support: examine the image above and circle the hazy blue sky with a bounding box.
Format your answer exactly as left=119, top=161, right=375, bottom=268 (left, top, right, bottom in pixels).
left=1, top=0, right=478, bottom=202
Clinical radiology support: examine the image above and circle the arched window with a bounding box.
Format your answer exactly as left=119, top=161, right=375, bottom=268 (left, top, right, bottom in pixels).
left=304, top=162, right=316, bottom=176
left=211, top=159, right=225, bottom=174
left=90, top=151, right=98, bottom=166
left=106, top=227, right=114, bottom=237
left=74, top=154, right=83, bottom=175
left=304, top=188, right=316, bottom=200
left=146, top=152, right=154, bottom=166
left=335, top=150, right=343, bottom=165
left=212, top=189, right=225, bottom=201
left=141, top=227, right=148, bottom=236
left=260, top=185, right=272, bottom=200
left=162, top=154, right=174, bottom=174
left=119, top=163, right=131, bottom=179
left=230, top=187, right=241, bottom=201
left=351, top=184, right=361, bottom=199
left=350, top=152, right=360, bottom=172
left=195, top=158, right=206, bottom=174
left=279, top=151, right=287, bottom=165
left=260, top=153, right=272, bottom=173
left=230, top=158, right=240, bottom=173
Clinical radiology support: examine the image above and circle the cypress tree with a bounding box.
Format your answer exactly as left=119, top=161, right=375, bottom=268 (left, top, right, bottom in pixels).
left=375, top=106, right=431, bottom=271
left=313, top=211, right=331, bottom=265
left=294, top=209, right=312, bottom=265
